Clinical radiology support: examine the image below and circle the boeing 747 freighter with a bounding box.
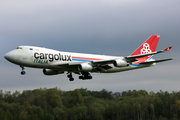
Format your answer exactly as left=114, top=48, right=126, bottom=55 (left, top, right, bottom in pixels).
left=4, top=35, right=172, bottom=81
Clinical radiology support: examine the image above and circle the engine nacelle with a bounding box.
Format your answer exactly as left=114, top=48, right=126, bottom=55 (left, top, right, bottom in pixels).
left=78, top=63, right=93, bottom=72
left=113, top=59, right=129, bottom=67
left=43, top=69, right=64, bottom=75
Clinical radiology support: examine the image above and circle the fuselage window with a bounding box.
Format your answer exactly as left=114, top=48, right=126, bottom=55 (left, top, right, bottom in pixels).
left=16, top=47, right=22, bottom=49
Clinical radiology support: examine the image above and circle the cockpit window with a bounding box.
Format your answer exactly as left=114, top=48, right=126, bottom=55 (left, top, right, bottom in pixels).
left=16, top=47, right=22, bottom=49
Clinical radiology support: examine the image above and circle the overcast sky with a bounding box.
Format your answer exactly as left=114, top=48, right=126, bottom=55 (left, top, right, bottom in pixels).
left=0, top=0, right=179, bottom=93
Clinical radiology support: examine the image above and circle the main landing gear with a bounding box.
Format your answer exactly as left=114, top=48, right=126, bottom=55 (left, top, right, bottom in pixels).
left=67, top=72, right=93, bottom=81
left=20, top=66, right=26, bottom=75
left=79, top=72, right=93, bottom=80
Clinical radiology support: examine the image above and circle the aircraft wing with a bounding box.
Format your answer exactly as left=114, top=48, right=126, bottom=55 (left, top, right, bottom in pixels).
left=125, top=46, right=172, bottom=63
left=51, top=59, right=114, bottom=72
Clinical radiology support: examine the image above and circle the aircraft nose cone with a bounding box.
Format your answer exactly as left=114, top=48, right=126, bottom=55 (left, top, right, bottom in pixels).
left=4, top=50, right=19, bottom=63
left=4, top=52, right=12, bottom=60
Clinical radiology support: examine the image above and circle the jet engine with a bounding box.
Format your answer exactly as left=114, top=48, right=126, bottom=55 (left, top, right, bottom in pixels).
left=113, top=59, right=129, bottom=67
left=78, top=63, right=93, bottom=72
left=43, top=69, right=64, bottom=75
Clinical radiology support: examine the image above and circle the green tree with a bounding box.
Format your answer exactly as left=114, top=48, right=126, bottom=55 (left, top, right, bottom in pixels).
left=74, top=89, right=84, bottom=104
left=174, top=100, right=180, bottom=119
left=19, top=110, right=28, bottom=120
left=46, top=87, right=63, bottom=108
left=50, top=94, right=62, bottom=107
left=23, top=101, right=31, bottom=107
left=52, top=107, right=67, bottom=120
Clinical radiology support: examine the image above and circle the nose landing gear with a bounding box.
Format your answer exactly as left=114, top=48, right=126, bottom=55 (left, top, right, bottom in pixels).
left=67, top=72, right=74, bottom=81
left=20, top=66, right=26, bottom=75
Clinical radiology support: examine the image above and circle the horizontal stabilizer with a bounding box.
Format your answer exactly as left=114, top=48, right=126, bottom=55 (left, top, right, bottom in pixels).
left=164, top=46, right=172, bottom=51
left=126, top=46, right=172, bottom=63
left=139, top=58, right=173, bottom=64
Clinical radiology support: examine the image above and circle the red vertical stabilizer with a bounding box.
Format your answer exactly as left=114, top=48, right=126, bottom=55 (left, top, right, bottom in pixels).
left=130, top=35, right=160, bottom=62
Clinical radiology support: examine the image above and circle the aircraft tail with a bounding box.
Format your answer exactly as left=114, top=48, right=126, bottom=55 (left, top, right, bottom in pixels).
left=130, top=35, right=160, bottom=62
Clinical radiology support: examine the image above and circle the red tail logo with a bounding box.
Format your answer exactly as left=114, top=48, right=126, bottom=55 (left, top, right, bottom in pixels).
left=141, top=43, right=152, bottom=54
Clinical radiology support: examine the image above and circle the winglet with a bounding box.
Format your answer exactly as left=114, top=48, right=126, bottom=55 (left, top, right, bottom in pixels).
left=164, top=46, right=172, bottom=51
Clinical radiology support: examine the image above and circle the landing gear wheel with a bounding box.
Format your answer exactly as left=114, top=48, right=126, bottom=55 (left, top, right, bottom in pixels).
left=79, top=72, right=92, bottom=80
left=21, top=71, right=26, bottom=75
left=20, top=66, right=26, bottom=75
left=79, top=76, right=83, bottom=79
left=69, top=78, right=74, bottom=81
left=67, top=74, right=71, bottom=78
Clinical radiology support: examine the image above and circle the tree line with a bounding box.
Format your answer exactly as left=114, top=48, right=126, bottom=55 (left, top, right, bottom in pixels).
left=0, top=87, right=180, bottom=120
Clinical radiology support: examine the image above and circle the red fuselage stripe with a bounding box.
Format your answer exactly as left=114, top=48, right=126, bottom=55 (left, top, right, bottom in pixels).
left=72, top=56, right=103, bottom=61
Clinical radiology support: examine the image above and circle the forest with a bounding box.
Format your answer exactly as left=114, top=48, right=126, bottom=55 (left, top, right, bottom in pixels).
left=0, top=87, right=180, bottom=120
